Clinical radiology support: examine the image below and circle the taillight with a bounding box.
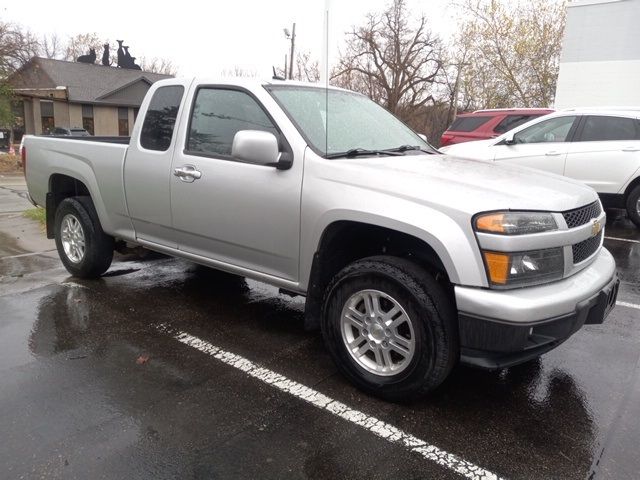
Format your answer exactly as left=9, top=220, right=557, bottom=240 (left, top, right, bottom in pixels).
left=440, top=135, right=453, bottom=147
left=21, top=146, right=26, bottom=175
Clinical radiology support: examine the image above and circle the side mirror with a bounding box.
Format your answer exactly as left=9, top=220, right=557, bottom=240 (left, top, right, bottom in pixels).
left=503, top=132, right=516, bottom=145
left=232, top=130, right=291, bottom=169
left=418, top=133, right=428, bottom=142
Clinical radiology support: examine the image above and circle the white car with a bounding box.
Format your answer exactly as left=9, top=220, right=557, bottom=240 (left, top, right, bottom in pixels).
left=441, top=109, right=640, bottom=227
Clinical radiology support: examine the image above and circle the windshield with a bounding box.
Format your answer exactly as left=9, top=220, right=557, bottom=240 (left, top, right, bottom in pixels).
left=266, top=86, right=434, bottom=157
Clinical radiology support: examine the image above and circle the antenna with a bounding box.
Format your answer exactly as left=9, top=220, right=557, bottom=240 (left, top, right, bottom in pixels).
left=323, top=0, right=330, bottom=157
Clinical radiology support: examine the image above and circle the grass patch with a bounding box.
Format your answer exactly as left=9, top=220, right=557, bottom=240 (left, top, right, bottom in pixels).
left=23, top=207, right=46, bottom=226
left=0, top=153, right=22, bottom=174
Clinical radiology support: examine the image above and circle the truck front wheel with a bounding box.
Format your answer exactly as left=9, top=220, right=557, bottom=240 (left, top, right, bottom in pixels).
left=54, top=197, right=114, bottom=278
left=321, top=256, right=458, bottom=401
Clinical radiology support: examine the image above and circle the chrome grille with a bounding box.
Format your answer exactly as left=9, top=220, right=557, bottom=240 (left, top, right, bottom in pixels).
left=572, top=231, right=603, bottom=264
left=563, top=201, right=602, bottom=229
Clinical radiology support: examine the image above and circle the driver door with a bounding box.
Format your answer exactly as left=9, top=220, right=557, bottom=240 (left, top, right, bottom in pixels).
left=169, top=86, right=303, bottom=281
left=491, top=115, right=579, bottom=175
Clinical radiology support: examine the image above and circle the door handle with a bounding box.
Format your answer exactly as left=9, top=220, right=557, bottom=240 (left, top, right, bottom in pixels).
left=173, top=165, right=202, bottom=182
left=545, top=151, right=562, bottom=156
left=622, top=147, right=640, bottom=152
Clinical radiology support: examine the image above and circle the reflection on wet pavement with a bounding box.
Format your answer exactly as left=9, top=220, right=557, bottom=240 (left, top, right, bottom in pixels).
left=0, top=217, right=638, bottom=479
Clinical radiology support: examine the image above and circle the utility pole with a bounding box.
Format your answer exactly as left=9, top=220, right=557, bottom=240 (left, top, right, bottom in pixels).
left=288, top=23, right=296, bottom=80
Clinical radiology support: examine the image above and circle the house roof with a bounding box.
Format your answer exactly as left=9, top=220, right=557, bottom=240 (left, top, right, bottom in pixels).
left=9, top=57, right=172, bottom=106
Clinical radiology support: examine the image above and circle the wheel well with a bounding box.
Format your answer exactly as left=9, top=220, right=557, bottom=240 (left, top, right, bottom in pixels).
left=304, top=221, right=452, bottom=331
left=624, top=176, right=640, bottom=202
left=45, top=174, right=91, bottom=239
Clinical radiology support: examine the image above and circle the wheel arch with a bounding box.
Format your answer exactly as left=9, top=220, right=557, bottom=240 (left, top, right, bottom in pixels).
left=303, top=219, right=458, bottom=331
left=623, top=174, right=640, bottom=202
left=46, top=173, right=92, bottom=239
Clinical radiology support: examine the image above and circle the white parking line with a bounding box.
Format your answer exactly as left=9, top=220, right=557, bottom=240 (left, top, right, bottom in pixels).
left=616, top=301, right=640, bottom=311
left=605, top=236, right=640, bottom=244
left=160, top=326, right=503, bottom=480
left=0, top=250, right=57, bottom=260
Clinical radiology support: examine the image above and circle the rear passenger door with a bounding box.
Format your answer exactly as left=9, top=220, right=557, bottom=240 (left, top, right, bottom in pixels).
left=123, top=82, right=188, bottom=247
left=564, top=115, right=640, bottom=194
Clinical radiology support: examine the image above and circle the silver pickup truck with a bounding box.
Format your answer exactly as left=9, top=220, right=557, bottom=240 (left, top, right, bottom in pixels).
left=24, top=78, right=619, bottom=400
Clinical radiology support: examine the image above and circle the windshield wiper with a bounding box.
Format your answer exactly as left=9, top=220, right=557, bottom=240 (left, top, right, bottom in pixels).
left=384, top=145, right=436, bottom=154
left=325, top=148, right=404, bottom=159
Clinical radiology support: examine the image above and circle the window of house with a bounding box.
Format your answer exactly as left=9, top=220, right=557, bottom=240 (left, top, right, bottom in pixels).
left=82, top=105, right=94, bottom=135
left=118, top=107, right=129, bottom=136
left=577, top=116, right=640, bottom=142
left=140, top=86, right=184, bottom=151
left=186, top=88, right=278, bottom=157
left=11, top=100, right=25, bottom=143
left=40, top=101, right=54, bottom=134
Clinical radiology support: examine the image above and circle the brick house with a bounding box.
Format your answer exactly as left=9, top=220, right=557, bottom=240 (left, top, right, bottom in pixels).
left=8, top=57, right=172, bottom=139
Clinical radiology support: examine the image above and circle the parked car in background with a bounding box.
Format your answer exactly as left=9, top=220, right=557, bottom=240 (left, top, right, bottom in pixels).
left=440, top=108, right=554, bottom=147
left=51, top=127, right=91, bottom=136
left=440, top=109, right=640, bottom=227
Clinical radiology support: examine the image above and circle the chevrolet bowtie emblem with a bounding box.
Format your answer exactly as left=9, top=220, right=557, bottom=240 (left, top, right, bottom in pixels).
left=591, top=219, right=602, bottom=236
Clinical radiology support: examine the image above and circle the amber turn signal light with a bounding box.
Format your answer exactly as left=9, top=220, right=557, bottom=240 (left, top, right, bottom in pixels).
left=483, top=251, right=510, bottom=285
left=475, top=213, right=506, bottom=234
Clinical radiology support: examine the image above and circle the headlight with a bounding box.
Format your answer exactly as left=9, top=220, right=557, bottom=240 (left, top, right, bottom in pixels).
left=475, top=211, right=557, bottom=235
left=482, top=248, right=564, bottom=288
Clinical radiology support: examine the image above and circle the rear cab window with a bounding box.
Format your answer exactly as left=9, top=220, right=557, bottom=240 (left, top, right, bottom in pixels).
left=140, top=85, right=185, bottom=151
left=448, top=116, right=494, bottom=132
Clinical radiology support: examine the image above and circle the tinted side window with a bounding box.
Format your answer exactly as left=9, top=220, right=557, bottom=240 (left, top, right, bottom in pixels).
left=494, top=114, right=540, bottom=134
left=577, top=115, right=639, bottom=142
left=140, top=86, right=184, bottom=152
left=187, top=88, right=277, bottom=157
left=513, top=116, right=576, bottom=144
left=449, top=116, right=493, bottom=132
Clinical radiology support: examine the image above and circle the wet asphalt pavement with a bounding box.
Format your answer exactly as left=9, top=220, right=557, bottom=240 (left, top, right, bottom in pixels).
left=1, top=178, right=639, bottom=480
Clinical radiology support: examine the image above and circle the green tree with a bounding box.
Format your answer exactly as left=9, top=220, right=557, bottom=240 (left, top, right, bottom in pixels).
left=452, top=0, right=567, bottom=109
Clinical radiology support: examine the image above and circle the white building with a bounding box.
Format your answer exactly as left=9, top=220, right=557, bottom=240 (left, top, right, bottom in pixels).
left=554, top=0, right=640, bottom=109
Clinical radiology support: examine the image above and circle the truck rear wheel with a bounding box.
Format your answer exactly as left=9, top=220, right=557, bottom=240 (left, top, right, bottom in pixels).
left=54, top=197, right=114, bottom=278
left=321, top=256, right=458, bottom=401
left=626, top=185, right=640, bottom=228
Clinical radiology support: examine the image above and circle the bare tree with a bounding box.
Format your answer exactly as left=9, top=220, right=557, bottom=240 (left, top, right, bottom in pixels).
left=453, top=0, right=566, bottom=109
left=332, top=0, right=444, bottom=121
left=63, top=33, right=103, bottom=62
left=39, top=33, right=63, bottom=59
left=293, top=51, right=320, bottom=82
left=0, top=21, right=39, bottom=77
left=221, top=66, right=258, bottom=78
left=138, top=57, right=177, bottom=75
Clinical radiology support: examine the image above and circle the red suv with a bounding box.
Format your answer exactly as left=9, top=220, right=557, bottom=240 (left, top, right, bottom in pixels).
left=440, top=108, right=554, bottom=147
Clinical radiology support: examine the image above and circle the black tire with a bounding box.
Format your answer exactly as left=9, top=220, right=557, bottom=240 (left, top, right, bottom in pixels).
left=626, top=185, right=640, bottom=228
left=54, top=196, right=114, bottom=278
left=321, top=256, right=458, bottom=401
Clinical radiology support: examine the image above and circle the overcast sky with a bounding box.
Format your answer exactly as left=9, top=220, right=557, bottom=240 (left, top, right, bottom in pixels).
left=2, top=0, right=457, bottom=77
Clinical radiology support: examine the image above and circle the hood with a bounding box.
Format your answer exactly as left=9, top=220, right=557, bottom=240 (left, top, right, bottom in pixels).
left=439, top=139, right=495, bottom=158
left=317, top=153, right=598, bottom=216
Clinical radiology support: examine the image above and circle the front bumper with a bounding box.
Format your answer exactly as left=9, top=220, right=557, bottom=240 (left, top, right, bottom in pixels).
left=455, top=248, right=618, bottom=369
